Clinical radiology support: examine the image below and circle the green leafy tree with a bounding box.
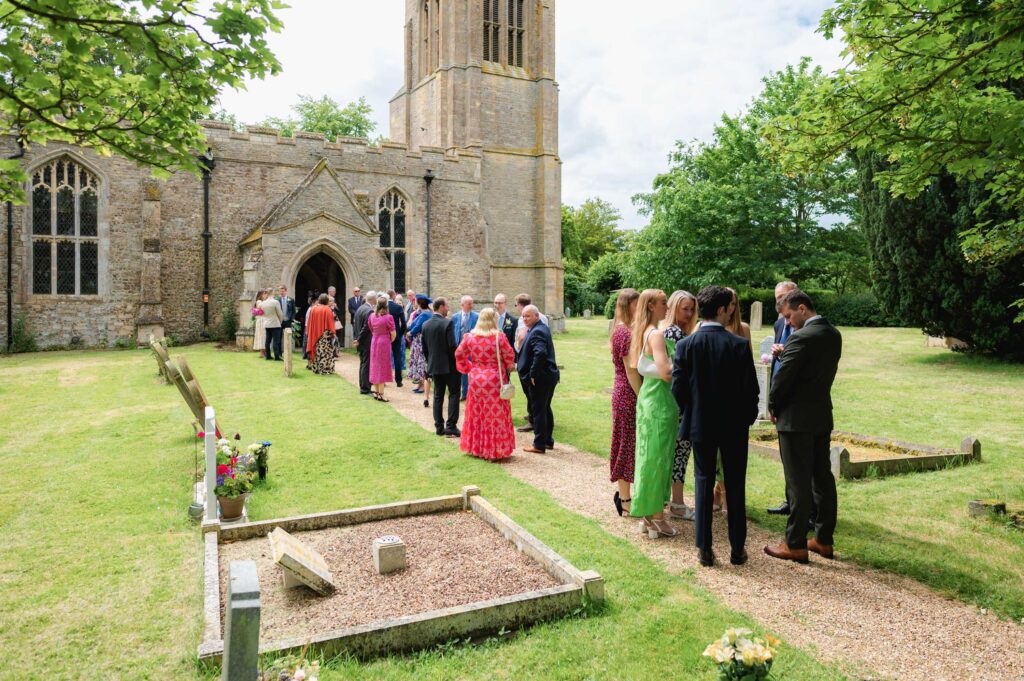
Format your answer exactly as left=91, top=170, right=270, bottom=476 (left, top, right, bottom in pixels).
left=0, top=0, right=285, bottom=203
left=561, top=197, right=625, bottom=267
left=858, top=153, right=1024, bottom=359
left=767, top=0, right=1024, bottom=266
left=626, top=60, right=863, bottom=292
left=260, top=94, right=375, bottom=141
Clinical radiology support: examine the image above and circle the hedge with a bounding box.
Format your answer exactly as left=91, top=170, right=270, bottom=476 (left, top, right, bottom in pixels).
left=737, top=288, right=908, bottom=328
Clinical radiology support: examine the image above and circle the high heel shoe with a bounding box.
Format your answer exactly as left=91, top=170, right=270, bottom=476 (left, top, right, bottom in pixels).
left=642, top=517, right=679, bottom=539
left=613, top=492, right=632, bottom=517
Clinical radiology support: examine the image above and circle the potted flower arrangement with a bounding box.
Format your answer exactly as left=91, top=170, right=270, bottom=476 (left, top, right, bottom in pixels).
left=248, top=440, right=272, bottom=481
left=703, top=628, right=780, bottom=680
left=214, top=437, right=256, bottom=521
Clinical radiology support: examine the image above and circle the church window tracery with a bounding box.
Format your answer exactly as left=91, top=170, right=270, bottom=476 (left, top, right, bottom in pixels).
left=30, top=157, right=100, bottom=296
left=378, top=190, right=407, bottom=292
left=483, top=0, right=500, bottom=63
left=484, top=0, right=525, bottom=68
left=508, top=0, right=524, bottom=68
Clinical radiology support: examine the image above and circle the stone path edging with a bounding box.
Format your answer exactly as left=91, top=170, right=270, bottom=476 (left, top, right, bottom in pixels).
left=335, top=355, right=1024, bottom=681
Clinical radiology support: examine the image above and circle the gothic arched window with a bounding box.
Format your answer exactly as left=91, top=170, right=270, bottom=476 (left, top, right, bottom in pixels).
left=30, top=157, right=100, bottom=296
left=483, top=0, right=525, bottom=67
left=378, top=190, right=407, bottom=292
left=483, top=0, right=500, bottom=63
left=507, top=0, right=524, bottom=67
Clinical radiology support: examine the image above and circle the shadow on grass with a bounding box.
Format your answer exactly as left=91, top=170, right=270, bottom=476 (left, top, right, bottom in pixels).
left=911, top=350, right=1024, bottom=373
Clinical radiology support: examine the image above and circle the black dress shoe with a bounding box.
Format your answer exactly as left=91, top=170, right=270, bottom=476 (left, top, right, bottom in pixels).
left=730, top=549, right=748, bottom=566
left=516, top=425, right=534, bottom=433
left=767, top=501, right=790, bottom=515
left=698, top=548, right=715, bottom=567
left=444, top=428, right=461, bottom=437
left=435, top=429, right=445, bottom=436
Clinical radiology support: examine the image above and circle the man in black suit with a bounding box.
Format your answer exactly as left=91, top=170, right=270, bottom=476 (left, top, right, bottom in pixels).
left=386, top=290, right=409, bottom=387
left=672, top=285, right=759, bottom=567
left=765, top=290, right=842, bottom=564
left=494, top=293, right=518, bottom=351
left=766, top=280, right=798, bottom=515
left=353, top=291, right=376, bottom=395
left=421, top=297, right=461, bottom=436
left=277, top=285, right=296, bottom=347
left=347, top=287, right=363, bottom=325
left=517, top=305, right=559, bottom=453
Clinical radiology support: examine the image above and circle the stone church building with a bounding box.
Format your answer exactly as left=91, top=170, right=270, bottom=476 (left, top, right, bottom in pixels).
left=0, top=0, right=562, bottom=348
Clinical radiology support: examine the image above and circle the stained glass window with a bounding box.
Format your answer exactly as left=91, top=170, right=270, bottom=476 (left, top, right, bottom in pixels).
left=29, top=157, right=101, bottom=296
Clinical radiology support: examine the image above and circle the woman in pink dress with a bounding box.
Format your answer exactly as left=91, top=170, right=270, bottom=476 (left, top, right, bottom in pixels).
left=369, top=297, right=396, bottom=402
left=455, top=307, right=516, bottom=460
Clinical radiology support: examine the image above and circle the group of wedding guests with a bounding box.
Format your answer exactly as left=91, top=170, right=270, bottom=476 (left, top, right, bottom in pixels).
left=609, top=282, right=842, bottom=568
left=251, top=286, right=296, bottom=361
left=347, top=288, right=558, bottom=462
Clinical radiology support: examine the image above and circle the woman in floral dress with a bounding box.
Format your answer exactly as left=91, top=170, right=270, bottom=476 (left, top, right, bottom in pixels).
left=609, top=289, right=640, bottom=517
left=455, top=308, right=516, bottom=460
left=660, top=290, right=698, bottom=520
left=405, top=295, right=433, bottom=408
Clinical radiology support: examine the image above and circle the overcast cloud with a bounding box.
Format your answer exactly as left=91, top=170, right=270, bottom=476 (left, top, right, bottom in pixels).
left=218, top=1, right=846, bottom=231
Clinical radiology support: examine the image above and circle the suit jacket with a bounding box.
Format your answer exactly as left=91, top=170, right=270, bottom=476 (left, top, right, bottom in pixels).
left=347, top=296, right=364, bottom=323
left=516, top=321, right=559, bottom=384
left=768, top=318, right=842, bottom=432
left=258, top=298, right=283, bottom=329
left=671, top=324, right=759, bottom=442
left=421, top=315, right=458, bottom=376
left=353, top=302, right=373, bottom=345
left=498, top=312, right=517, bottom=352
left=454, top=310, right=479, bottom=344
left=278, top=296, right=295, bottom=325
left=387, top=299, right=408, bottom=338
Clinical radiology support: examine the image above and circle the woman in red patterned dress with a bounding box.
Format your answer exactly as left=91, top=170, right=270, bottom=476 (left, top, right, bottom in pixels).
left=610, top=289, right=641, bottom=516
left=455, top=307, right=516, bottom=460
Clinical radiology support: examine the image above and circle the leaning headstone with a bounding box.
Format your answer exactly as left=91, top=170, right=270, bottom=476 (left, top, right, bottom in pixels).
left=373, top=535, right=407, bottom=575
left=283, top=328, right=293, bottom=377
left=170, top=359, right=204, bottom=422
left=750, top=301, right=763, bottom=331
left=222, top=560, right=260, bottom=681
left=268, top=527, right=336, bottom=595
left=758, top=335, right=775, bottom=362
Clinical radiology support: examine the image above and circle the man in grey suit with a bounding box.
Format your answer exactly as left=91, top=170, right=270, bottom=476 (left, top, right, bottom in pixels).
left=764, top=289, right=843, bottom=564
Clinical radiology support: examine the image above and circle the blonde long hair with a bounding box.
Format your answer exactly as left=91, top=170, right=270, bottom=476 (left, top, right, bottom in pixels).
left=629, top=289, right=667, bottom=368
left=471, top=307, right=500, bottom=336
left=724, top=287, right=743, bottom=336
left=610, top=288, right=640, bottom=342
left=660, top=290, right=698, bottom=336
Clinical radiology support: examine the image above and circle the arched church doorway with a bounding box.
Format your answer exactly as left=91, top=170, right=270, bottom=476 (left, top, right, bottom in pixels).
left=295, top=251, right=346, bottom=345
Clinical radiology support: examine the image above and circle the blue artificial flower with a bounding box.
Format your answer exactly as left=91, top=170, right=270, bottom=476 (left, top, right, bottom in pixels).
left=262, top=441, right=272, bottom=447
left=217, top=475, right=225, bottom=487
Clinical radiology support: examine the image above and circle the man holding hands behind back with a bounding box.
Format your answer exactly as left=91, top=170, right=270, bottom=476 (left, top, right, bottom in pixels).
left=764, top=289, right=843, bottom=564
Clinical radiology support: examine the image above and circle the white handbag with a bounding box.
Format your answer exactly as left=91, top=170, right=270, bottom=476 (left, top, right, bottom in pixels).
left=496, top=334, right=515, bottom=400
left=637, top=329, right=661, bottom=378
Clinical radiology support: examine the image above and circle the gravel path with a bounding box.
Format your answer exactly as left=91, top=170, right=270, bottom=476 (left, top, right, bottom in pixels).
left=336, top=355, right=1024, bottom=681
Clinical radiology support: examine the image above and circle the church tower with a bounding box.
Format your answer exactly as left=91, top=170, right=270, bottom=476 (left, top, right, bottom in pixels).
left=389, top=0, right=563, bottom=322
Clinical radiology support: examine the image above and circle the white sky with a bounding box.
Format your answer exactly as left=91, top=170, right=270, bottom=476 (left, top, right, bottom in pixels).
left=218, top=1, right=846, bottom=231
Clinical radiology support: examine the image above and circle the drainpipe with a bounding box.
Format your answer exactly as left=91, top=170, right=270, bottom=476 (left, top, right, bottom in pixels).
left=6, top=138, right=26, bottom=352
left=198, top=148, right=215, bottom=338
left=423, top=169, right=434, bottom=296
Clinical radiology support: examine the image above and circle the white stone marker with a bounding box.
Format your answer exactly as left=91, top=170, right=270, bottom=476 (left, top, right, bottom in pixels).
left=750, top=301, right=763, bottom=331
left=204, top=407, right=217, bottom=521
left=268, top=527, right=336, bottom=595
left=373, top=535, right=407, bottom=575
left=754, top=363, right=770, bottom=420
left=283, top=327, right=293, bottom=377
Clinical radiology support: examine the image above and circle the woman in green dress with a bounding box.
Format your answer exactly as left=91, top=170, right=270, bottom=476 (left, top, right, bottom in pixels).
left=629, top=289, right=681, bottom=538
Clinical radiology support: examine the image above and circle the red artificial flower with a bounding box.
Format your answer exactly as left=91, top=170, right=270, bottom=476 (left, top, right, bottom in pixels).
left=229, top=472, right=235, bottom=479
left=230, top=457, right=237, bottom=465
left=215, top=429, right=222, bottom=438
left=217, top=464, right=229, bottom=475
left=197, top=431, right=205, bottom=439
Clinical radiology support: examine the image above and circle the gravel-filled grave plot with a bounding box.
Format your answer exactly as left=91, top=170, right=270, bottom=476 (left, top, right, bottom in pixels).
left=218, top=510, right=562, bottom=642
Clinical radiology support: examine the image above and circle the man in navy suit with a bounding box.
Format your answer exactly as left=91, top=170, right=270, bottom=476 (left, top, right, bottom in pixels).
left=277, top=285, right=296, bottom=346
left=672, top=285, right=759, bottom=567
left=767, top=280, right=798, bottom=515
left=386, top=289, right=409, bottom=387
left=453, top=295, right=479, bottom=400
left=517, top=305, right=559, bottom=453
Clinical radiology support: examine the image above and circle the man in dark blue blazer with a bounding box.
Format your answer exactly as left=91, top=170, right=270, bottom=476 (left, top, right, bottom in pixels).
left=767, top=280, right=798, bottom=515
left=517, top=305, right=559, bottom=453
left=672, top=285, right=759, bottom=567
left=386, top=290, right=409, bottom=387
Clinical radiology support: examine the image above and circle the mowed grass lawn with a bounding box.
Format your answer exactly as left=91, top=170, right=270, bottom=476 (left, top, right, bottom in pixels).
left=0, top=345, right=847, bottom=680
left=541, top=320, right=1024, bottom=620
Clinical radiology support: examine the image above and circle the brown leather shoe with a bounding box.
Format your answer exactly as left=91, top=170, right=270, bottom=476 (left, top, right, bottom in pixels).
left=807, top=539, right=834, bottom=559
left=522, top=447, right=545, bottom=454
left=763, top=543, right=809, bottom=564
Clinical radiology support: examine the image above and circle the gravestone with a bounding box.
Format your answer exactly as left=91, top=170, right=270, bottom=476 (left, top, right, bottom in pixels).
left=204, top=407, right=218, bottom=522
left=170, top=359, right=204, bottom=422
left=222, top=560, right=260, bottom=681
left=583, top=309, right=592, bottom=319
left=150, top=337, right=173, bottom=383
left=750, top=301, right=763, bottom=331
left=758, top=335, right=775, bottom=362
left=754, top=363, right=770, bottom=420
left=177, top=357, right=211, bottom=415
left=373, top=535, right=407, bottom=575
left=268, top=527, right=336, bottom=595
left=283, top=328, right=293, bottom=377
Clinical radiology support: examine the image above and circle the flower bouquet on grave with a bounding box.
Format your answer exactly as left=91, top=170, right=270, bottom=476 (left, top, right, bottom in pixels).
left=247, top=440, right=272, bottom=482
left=703, top=628, right=780, bottom=680
left=213, top=438, right=256, bottom=521
left=260, top=649, right=319, bottom=681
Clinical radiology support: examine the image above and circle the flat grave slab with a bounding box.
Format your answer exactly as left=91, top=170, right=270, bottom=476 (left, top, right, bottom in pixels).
left=198, top=489, right=602, bottom=663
